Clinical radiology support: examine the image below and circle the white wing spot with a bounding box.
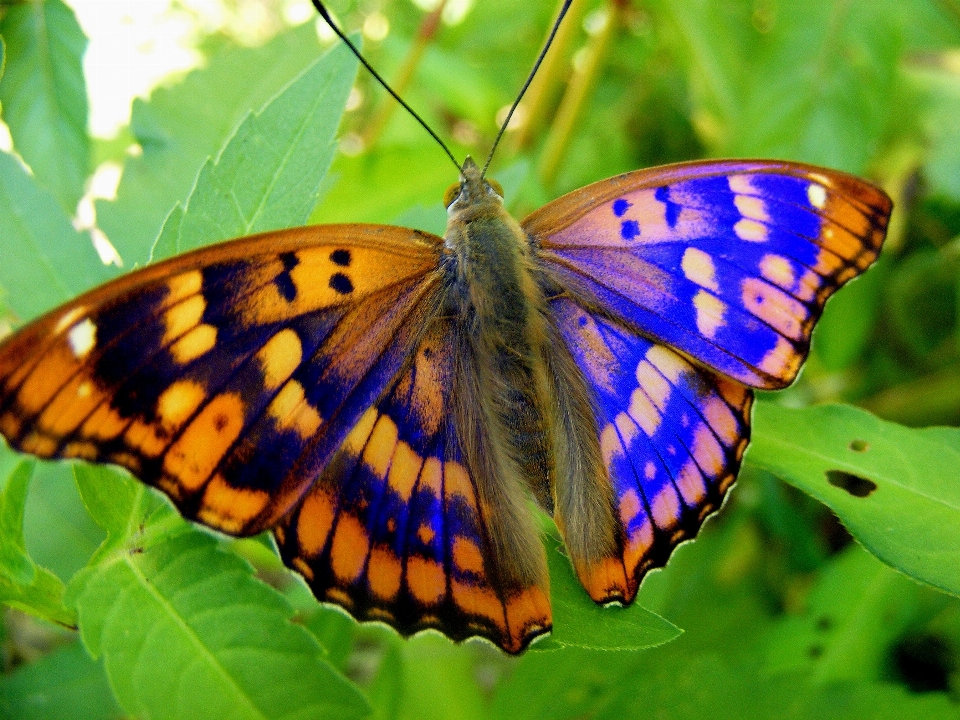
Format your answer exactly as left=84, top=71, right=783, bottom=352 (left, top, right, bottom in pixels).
left=681, top=247, right=719, bottom=291
left=692, top=290, right=726, bottom=338
left=807, top=183, right=827, bottom=209
left=68, top=319, right=97, bottom=359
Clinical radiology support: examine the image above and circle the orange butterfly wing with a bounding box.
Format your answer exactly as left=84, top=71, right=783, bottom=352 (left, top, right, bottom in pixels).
left=0, top=225, right=443, bottom=535
left=275, top=317, right=551, bottom=653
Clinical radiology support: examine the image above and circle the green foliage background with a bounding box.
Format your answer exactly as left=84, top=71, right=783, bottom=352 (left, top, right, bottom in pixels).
left=1, top=0, right=960, bottom=717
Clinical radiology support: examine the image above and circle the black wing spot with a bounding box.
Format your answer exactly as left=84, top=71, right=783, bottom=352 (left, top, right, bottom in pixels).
left=273, top=252, right=300, bottom=302
left=330, top=273, right=354, bottom=294
left=849, top=439, right=869, bottom=452
left=330, top=249, right=351, bottom=266
left=826, top=470, right=877, bottom=498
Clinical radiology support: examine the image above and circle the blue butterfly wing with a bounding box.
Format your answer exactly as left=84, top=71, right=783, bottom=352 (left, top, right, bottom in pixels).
left=527, top=159, right=890, bottom=599
left=548, top=297, right=752, bottom=599
left=275, top=317, right=552, bottom=654
left=527, top=160, right=892, bottom=389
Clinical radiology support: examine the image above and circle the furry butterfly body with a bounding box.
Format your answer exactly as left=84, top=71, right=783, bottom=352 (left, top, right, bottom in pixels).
left=0, top=157, right=890, bottom=653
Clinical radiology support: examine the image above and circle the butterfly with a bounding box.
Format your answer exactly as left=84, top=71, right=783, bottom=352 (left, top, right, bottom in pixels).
left=0, top=153, right=890, bottom=653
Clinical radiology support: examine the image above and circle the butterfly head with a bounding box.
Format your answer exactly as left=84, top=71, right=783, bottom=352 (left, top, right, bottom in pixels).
left=444, top=156, right=504, bottom=216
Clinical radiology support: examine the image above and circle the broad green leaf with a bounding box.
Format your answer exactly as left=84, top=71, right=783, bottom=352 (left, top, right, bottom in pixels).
left=149, top=202, right=185, bottom=263
left=22, top=461, right=105, bottom=581
left=0, top=0, right=89, bottom=212
left=0, top=150, right=112, bottom=321
left=71, top=523, right=369, bottom=720
left=544, top=539, right=682, bottom=651
left=157, top=38, right=358, bottom=258
left=0, top=454, right=73, bottom=625
left=763, top=544, right=920, bottom=683
left=0, top=641, right=121, bottom=720
left=0, top=458, right=36, bottom=584
left=97, top=23, right=334, bottom=265
left=71, top=464, right=165, bottom=556
left=748, top=403, right=960, bottom=596
left=312, top=143, right=456, bottom=227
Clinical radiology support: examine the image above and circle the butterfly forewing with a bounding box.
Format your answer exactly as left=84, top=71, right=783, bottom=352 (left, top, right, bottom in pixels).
left=526, top=160, right=891, bottom=389
left=275, top=317, right=552, bottom=653
left=0, top=225, right=444, bottom=536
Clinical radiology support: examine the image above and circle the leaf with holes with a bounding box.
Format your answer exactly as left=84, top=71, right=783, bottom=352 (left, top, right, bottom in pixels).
left=748, top=402, right=960, bottom=597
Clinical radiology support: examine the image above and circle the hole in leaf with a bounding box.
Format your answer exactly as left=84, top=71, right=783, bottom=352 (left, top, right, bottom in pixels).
left=849, top=439, right=869, bottom=452
left=826, top=470, right=877, bottom=498
left=892, top=635, right=954, bottom=693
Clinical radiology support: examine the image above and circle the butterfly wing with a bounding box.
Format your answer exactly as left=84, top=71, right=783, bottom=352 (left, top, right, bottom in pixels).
left=526, top=159, right=890, bottom=602
left=526, top=159, right=892, bottom=389
left=274, top=316, right=552, bottom=653
left=0, top=224, right=445, bottom=536
left=545, top=297, right=752, bottom=603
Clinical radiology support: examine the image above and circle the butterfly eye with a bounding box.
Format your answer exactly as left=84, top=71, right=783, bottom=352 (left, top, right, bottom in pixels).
left=486, top=178, right=504, bottom=197
left=443, top=182, right=463, bottom=208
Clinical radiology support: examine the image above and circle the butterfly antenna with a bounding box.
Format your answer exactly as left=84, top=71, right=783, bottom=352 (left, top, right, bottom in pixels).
left=310, top=0, right=461, bottom=173
left=481, top=0, right=573, bottom=179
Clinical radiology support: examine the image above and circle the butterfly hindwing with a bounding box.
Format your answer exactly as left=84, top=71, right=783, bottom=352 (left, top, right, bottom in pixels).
left=0, top=225, right=445, bottom=536
left=275, top=317, right=552, bottom=653
left=548, top=297, right=752, bottom=602
left=527, top=160, right=891, bottom=389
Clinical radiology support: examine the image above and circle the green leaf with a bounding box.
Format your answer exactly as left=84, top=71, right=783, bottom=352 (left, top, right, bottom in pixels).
left=543, top=539, right=682, bottom=651
left=905, top=42, right=960, bottom=201
left=0, top=453, right=73, bottom=626
left=0, top=0, right=89, bottom=212
left=748, top=402, right=960, bottom=596
left=729, top=3, right=899, bottom=171
left=72, top=464, right=164, bottom=552
left=0, top=641, right=122, bottom=720
left=813, top=258, right=888, bottom=372
left=22, top=461, right=105, bottom=582
left=71, top=521, right=369, bottom=720
left=594, top=652, right=960, bottom=720
left=97, top=23, right=337, bottom=265
left=157, top=39, right=358, bottom=257
left=0, top=457, right=37, bottom=584
left=0, top=150, right=112, bottom=321
left=491, top=647, right=631, bottom=720
left=763, top=544, right=920, bottom=683
left=312, top=143, right=456, bottom=227
left=392, top=635, right=486, bottom=720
